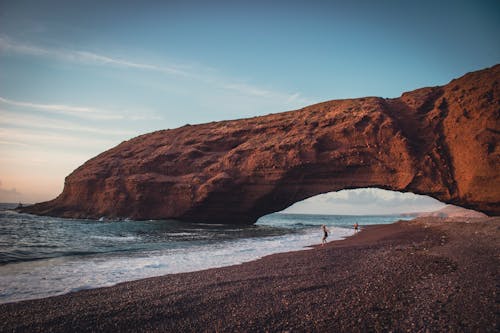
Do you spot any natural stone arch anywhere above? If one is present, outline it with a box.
[23,65,500,223]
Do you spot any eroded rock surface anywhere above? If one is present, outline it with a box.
[23,65,500,223]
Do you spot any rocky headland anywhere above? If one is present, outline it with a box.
[22,65,500,223]
[413,204,488,219]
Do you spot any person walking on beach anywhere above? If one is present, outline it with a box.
[321,224,329,246]
[354,222,359,233]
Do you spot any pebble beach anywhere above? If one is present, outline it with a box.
[0,217,498,332]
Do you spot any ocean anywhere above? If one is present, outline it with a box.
[0,204,411,304]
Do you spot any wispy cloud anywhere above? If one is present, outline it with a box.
[0,96,162,122]
[0,36,189,77]
[73,51,190,76]
[0,110,137,136]
[0,127,119,149]
[221,82,273,97]
[0,36,316,106]
[0,96,125,120]
[224,83,314,105]
[0,140,30,147]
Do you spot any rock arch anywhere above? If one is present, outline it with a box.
[24,65,500,223]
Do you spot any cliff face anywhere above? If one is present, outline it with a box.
[24,65,500,223]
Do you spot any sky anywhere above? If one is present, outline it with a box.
[284,188,444,215]
[0,1,499,213]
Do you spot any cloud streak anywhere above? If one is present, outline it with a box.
[0,96,125,120]
[0,110,137,136]
[0,127,119,150]
[0,36,189,77]
[0,36,315,106]
[0,96,162,122]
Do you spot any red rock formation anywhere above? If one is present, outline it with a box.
[23,65,500,223]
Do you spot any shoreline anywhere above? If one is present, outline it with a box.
[0,216,498,332]
[0,219,357,305]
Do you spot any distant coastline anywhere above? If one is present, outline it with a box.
[0,202,32,211]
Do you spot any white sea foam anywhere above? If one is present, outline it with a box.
[90,235,140,241]
[0,227,353,304]
[164,232,194,236]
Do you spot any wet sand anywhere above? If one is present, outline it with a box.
[0,217,498,332]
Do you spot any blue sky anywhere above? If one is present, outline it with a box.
[0,1,498,212]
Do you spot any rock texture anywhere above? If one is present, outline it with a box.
[23,65,500,223]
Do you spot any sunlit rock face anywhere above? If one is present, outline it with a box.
[23,65,500,223]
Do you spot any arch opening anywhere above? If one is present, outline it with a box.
[281,188,445,216]
[257,187,487,226]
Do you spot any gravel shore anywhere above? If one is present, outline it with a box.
[0,217,498,332]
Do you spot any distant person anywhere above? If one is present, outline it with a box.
[321,224,329,246]
[354,222,359,233]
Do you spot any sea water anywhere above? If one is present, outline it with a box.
[0,204,410,304]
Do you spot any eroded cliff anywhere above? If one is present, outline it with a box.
[23,65,500,223]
